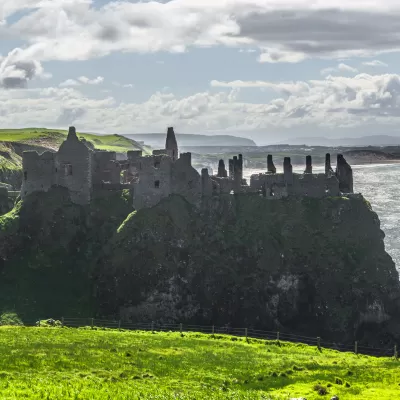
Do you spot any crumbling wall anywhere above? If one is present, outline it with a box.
[291,174,340,197]
[210,176,233,194]
[21,151,55,198]
[171,153,201,204]
[54,128,92,205]
[336,154,354,193]
[267,154,276,173]
[250,155,341,199]
[132,155,172,210]
[92,151,121,185]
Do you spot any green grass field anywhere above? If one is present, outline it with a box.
[0,128,146,153]
[0,327,398,399]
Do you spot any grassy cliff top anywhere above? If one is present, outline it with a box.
[0,326,398,399]
[0,128,146,153]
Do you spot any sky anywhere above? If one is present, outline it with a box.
[2,1,400,144]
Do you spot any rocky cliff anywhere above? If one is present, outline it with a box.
[1,188,399,344]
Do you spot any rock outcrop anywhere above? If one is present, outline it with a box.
[1,189,399,346]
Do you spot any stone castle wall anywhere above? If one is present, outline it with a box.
[20,126,354,208]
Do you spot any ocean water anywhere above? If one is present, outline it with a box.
[353,164,400,269]
[244,164,400,269]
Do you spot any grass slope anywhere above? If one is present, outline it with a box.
[0,128,146,153]
[0,143,21,172]
[0,327,398,399]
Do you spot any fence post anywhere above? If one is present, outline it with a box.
[317,337,321,350]
[354,341,358,355]
[118,320,121,331]
[394,344,398,359]
[61,317,64,328]
[91,318,94,329]
[151,321,154,333]
[38,319,41,327]
[212,325,215,338]
[245,328,248,342]
[180,323,183,335]
[277,331,280,341]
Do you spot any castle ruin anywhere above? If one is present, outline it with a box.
[21,126,354,207]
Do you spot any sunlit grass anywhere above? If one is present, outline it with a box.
[0,128,145,153]
[0,327,398,399]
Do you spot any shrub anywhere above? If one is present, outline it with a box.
[0,312,23,326]
[313,384,328,395]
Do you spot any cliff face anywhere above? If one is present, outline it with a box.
[1,189,399,344]
[0,187,134,318]
[96,193,400,343]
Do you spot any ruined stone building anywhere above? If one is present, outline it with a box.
[21,127,124,205]
[21,126,354,208]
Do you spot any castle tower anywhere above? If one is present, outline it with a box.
[325,153,333,176]
[201,168,212,196]
[228,159,234,178]
[67,126,78,141]
[336,154,353,193]
[237,154,243,181]
[304,155,312,173]
[217,159,228,177]
[165,127,178,161]
[283,157,293,185]
[267,154,276,173]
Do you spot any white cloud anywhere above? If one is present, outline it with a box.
[77,76,104,85]
[362,60,389,67]
[112,82,134,88]
[59,76,104,87]
[5,0,400,65]
[0,48,48,88]
[59,79,80,87]
[338,63,358,73]
[3,73,400,139]
[320,67,336,76]
[320,63,358,76]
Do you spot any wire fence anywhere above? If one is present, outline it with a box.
[30,317,399,359]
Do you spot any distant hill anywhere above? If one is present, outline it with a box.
[125,133,257,148]
[0,128,145,153]
[280,135,400,147]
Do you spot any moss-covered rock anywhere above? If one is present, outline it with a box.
[0,187,134,319]
[95,193,400,344]
[1,189,399,345]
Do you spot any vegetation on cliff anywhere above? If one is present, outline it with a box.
[1,188,399,345]
[94,194,400,344]
[0,187,134,318]
[0,326,399,399]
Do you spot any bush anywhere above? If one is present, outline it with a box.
[0,312,23,326]
[313,384,328,395]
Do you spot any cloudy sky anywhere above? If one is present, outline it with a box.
[2,0,400,143]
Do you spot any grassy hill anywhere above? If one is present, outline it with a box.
[0,326,398,399]
[0,128,146,153]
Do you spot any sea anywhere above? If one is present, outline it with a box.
[244,163,400,269]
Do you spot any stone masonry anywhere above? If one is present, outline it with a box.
[21,126,354,208]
